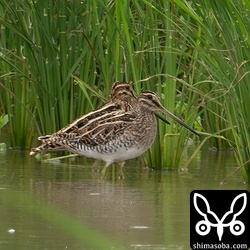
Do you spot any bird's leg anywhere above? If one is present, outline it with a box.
[92,160,100,172]
[118,161,125,179]
[101,163,109,179]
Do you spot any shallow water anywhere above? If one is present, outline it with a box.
[0,147,249,249]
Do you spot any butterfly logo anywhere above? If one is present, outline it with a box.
[193,193,247,241]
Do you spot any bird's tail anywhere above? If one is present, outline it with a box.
[30,145,47,156]
[30,135,64,156]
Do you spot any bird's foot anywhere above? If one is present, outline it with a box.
[118,174,125,180]
[101,167,107,179]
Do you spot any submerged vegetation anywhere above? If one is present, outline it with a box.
[0,0,249,181]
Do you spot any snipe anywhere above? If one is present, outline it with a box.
[30,82,199,178]
[30,81,137,177]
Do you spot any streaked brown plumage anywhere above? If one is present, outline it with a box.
[30,81,138,177]
[30,82,199,178]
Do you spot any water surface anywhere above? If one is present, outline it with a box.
[0,147,249,249]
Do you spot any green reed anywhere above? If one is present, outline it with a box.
[0,0,113,145]
[177,0,250,180]
[127,1,202,168]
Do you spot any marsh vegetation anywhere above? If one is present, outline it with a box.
[0,0,249,180]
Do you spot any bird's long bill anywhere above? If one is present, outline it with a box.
[155,113,171,125]
[158,105,200,136]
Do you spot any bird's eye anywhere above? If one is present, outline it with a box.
[147,95,153,100]
[125,86,130,90]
